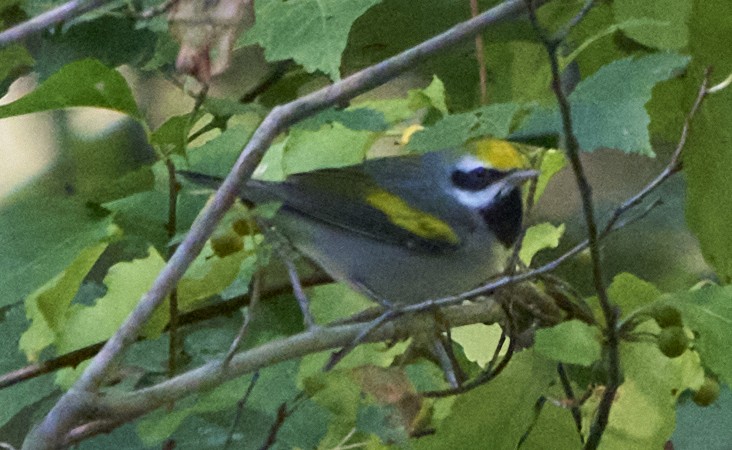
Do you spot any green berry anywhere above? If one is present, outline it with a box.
[693,377,721,407]
[210,230,243,257]
[651,304,683,329]
[657,326,689,358]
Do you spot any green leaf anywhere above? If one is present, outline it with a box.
[149,114,192,158]
[309,283,373,325]
[103,181,208,252]
[408,103,521,153]
[414,350,555,449]
[483,40,552,103]
[588,338,703,449]
[520,222,565,266]
[0,305,57,429]
[668,285,732,386]
[0,192,116,308]
[607,273,663,322]
[56,247,168,355]
[220,252,259,300]
[356,403,409,445]
[534,149,566,201]
[19,242,109,361]
[0,43,33,95]
[534,320,601,366]
[0,58,141,120]
[520,400,583,450]
[407,75,448,115]
[178,238,253,309]
[450,323,505,369]
[33,16,157,80]
[517,53,691,156]
[613,0,692,50]
[186,125,254,178]
[283,123,375,174]
[297,107,389,132]
[243,0,381,80]
[683,0,732,283]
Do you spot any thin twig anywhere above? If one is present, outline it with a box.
[165,159,181,378]
[0,0,115,46]
[422,334,516,397]
[558,0,596,41]
[224,371,260,450]
[281,252,317,330]
[324,308,402,371]
[259,394,307,450]
[470,0,489,104]
[557,363,584,442]
[224,272,262,365]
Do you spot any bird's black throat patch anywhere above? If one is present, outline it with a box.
[480,188,523,247]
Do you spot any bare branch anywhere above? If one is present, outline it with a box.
[63,300,505,442]
[0,0,115,47]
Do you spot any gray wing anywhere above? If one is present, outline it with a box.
[248,161,462,253]
[179,153,463,253]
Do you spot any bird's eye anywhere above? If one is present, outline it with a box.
[451,166,505,191]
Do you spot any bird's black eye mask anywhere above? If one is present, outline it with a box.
[451,166,507,191]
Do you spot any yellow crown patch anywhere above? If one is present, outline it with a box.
[472,138,527,170]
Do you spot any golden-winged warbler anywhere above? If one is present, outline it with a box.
[181,147,537,305]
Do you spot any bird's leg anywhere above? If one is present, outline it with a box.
[280,251,318,330]
[223,270,263,365]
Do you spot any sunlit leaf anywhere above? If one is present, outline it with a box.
[520,222,565,266]
[534,320,601,367]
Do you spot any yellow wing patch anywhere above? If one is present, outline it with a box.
[472,138,527,170]
[366,189,460,244]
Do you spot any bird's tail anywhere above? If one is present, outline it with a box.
[177,170,224,190]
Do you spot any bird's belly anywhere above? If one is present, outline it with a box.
[273,215,505,304]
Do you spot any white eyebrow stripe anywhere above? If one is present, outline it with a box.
[454,155,487,172]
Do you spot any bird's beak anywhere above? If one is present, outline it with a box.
[502,169,539,187]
